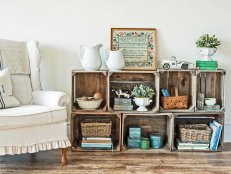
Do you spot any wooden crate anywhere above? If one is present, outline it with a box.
[122,113,173,152]
[195,69,225,112]
[108,71,159,113]
[71,112,121,152]
[172,112,224,152]
[159,69,196,112]
[72,70,107,112]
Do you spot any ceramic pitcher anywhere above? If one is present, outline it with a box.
[105,49,125,71]
[80,44,103,71]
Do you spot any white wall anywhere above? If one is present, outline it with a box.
[1,0,231,138]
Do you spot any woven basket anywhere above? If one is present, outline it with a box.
[161,95,189,109]
[81,119,112,137]
[178,124,212,143]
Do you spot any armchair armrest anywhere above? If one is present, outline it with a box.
[32,90,70,107]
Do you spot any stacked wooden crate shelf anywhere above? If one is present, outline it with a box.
[71,69,225,152]
[122,113,172,152]
[172,112,224,151]
[108,71,159,113]
[195,69,225,112]
[71,112,121,152]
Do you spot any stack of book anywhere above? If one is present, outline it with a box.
[176,138,209,150]
[113,98,133,111]
[81,137,113,150]
[209,120,223,150]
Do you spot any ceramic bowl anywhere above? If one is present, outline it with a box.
[204,98,216,106]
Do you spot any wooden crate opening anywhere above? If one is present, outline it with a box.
[173,113,224,151]
[108,71,159,112]
[196,70,225,112]
[159,70,195,112]
[122,114,172,152]
[71,113,121,152]
[72,71,107,111]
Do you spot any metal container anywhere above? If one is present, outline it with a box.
[127,137,141,148]
[150,134,163,149]
[140,138,150,150]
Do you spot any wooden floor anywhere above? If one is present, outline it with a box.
[0,143,231,174]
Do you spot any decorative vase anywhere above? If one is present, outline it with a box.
[133,98,152,112]
[200,48,216,61]
[105,48,125,71]
[79,44,103,70]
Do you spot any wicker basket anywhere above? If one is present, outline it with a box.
[178,124,212,143]
[81,119,112,137]
[161,95,189,109]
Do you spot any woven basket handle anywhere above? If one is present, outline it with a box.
[175,87,178,97]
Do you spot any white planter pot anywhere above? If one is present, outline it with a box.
[200,48,216,61]
[133,98,152,112]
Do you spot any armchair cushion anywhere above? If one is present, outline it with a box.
[0,105,67,130]
[32,90,70,107]
[0,68,20,108]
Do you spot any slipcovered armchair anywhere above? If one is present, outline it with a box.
[0,39,71,165]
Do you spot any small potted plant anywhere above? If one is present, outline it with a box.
[131,84,155,111]
[195,34,221,61]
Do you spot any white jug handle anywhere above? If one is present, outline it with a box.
[80,45,84,61]
[104,48,110,62]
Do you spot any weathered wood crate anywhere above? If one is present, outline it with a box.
[195,69,225,112]
[122,113,173,152]
[159,69,196,112]
[108,71,159,113]
[71,112,121,152]
[72,70,107,112]
[172,112,224,151]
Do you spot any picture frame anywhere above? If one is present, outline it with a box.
[111,28,157,70]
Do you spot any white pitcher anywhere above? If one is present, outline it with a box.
[80,44,103,71]
[105,49,125,71]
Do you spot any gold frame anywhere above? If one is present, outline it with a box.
[110,28,157,70]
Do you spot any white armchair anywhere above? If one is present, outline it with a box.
[0,39,70,165]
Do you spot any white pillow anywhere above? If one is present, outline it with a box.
[0,68,20,109]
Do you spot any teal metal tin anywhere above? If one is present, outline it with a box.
[127,137,141,148]
[129,126,141,138]
[150,134,163,149]
[140,138,150,150]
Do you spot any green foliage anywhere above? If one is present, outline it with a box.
[131,84,155,98]
[195,34,221,48]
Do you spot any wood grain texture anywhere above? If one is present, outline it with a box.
[0,143,231,174]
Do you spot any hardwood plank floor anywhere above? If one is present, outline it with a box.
[0,143,231,174]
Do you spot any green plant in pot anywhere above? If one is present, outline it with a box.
[195,34,221,61]
[131,84,155,111]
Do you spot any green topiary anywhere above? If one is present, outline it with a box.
[195,34,221,48]
[131,84,155,98]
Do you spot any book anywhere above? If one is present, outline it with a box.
[209,121,222,151]
[177,146,209,150]
[113,104,133,111]
[81,137,113,148]
[114,98,132,105]
[212,120,223,150]
[176,138,209,147]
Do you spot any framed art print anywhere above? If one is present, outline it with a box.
[111,28,157,70]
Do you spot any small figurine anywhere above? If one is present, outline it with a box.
[112,89,130,98]
[161,56,194,70]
